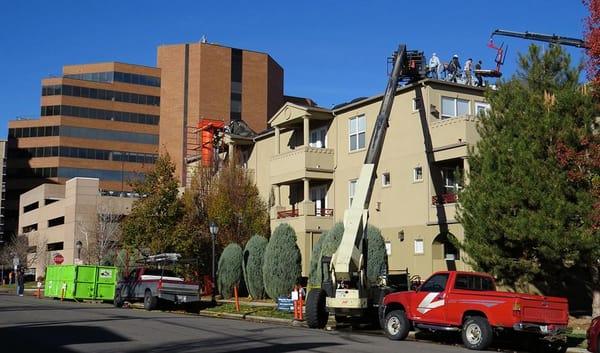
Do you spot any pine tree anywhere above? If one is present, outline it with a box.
[458,45,599,313]
[262,224,301,299]
[217,243,243,299]
[242,235,268,299]
[121,153,184,255]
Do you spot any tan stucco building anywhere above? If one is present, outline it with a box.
[19,177,134,277]
[233,79,488,278]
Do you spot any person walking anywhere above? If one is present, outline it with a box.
[8,271,13,285]
[16,267,24,296]
[428,53,441,79]
[475,60,483,87]
[464,58,473,85]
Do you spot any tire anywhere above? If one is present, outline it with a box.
[114,289,124,308]
[383,310,410,340]
[306,289,328,329]
[461,316,493,350]
[144,289,158,311]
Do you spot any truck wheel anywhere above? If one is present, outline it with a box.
[306,289,328,329]
[461,316,493,350]
[383,310,410,340]
[114,290,124,308]
[144,290,158,311]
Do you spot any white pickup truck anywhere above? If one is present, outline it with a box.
[114,254,200,310]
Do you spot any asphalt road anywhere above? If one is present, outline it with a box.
[0,294,480,353]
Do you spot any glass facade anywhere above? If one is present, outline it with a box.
[42,85,160,106]
[8,146,157,164]
[57,167,141,182]
[64,71,160,87]
[41,105,159,125]
[60,125,158,144]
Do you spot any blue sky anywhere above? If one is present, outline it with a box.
[0,0,589,138]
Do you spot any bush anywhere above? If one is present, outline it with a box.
[217,243,243,299]
[308,222,387,286]
[262,224,301,299]
[307,234,327,288]
[242,235,268,299]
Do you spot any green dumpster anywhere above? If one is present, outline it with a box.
[44,265,118,301]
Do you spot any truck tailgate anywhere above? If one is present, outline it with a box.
[160,281,199,295]
[519,295,568,324]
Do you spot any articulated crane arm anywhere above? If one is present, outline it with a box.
[305,44,424,329]
[491,29,588,49]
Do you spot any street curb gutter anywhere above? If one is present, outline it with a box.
[193,312,587,353]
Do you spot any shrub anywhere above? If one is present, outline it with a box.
[308,222,387,286]
[262,224,301,299]
[217,243,243,299]
[242,235,268,299]
[307,234,327,288]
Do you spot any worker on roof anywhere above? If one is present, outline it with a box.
[475,60,483,87]
[428,53,441,80]
[446,54,461,83]
[464,58,473,86]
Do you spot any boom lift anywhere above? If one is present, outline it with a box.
[305,45,425,328]
[491,29,589,49]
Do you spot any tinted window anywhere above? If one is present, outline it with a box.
[454,275,496,291]
[420,273,449,292]
[143,269,177,277]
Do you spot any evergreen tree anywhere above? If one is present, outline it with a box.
[458,45,599,311]
[217,243,243,299]
[262,224,301,299]
[242,235,268,299]
[308,222,387,287]
[121,154,184,255]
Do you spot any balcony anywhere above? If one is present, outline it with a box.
[271,204,334,233]
[270,146,334,184]
[431,193,458,205]
[429,116,478,160]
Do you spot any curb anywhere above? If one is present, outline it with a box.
[196,310,299,326]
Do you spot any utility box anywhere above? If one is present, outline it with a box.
[44,265,118,301]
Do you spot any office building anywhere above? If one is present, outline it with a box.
[6,62,160,235]
[19,177,134,278]
[158,41,284,185]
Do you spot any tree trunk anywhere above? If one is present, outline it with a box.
[592,263,600,317]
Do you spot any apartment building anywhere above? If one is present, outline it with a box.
[19,177,134,278]
[158,41,284,185]
[6,62,160,235]
[235,79,488,278]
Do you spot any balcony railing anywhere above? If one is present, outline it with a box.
[316,208,334,217]
[277,209,300,219]
[276,208,334,219]
[432,193,458,205]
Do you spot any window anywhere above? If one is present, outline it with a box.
[414,239,424,254]
[309,127,327,148]
[348,179,357,206]
[454,275,495,291]
[48,216,65,227]
[412,97,421,111]
[475,102,491,115]
[44,198,59,205]
[382,172,391,187]
[23,202,39,213]
[22,223,38,233]
[385,241,392,256]
[441,167,461,193]
[441,97,470,119]
[47,242,64,251]
[420,273,449,292]
[348,115,366,151]
[414,167,423,182]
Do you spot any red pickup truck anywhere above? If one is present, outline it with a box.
[380,271,569,351]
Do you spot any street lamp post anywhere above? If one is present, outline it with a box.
[209,221,219,303]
